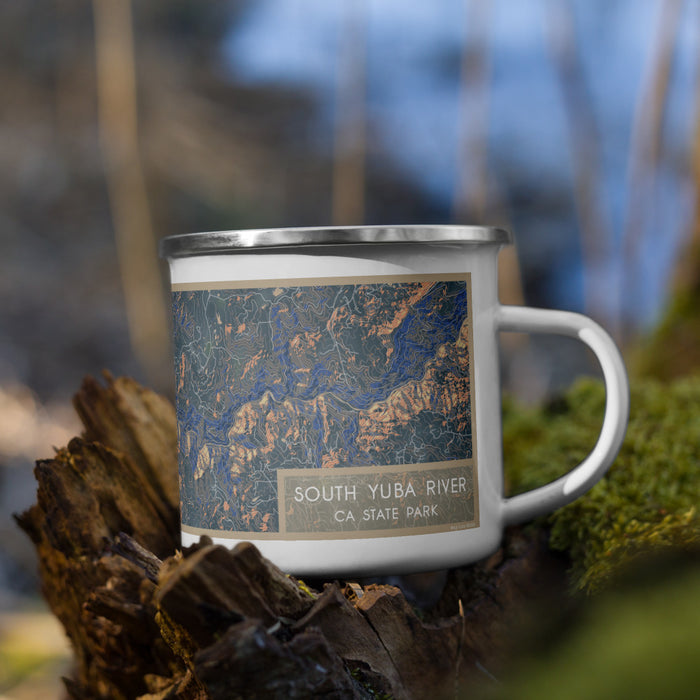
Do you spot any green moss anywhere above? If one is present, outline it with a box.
[0,635,70,695]
[632,284,700,381]
[289,576,318,599]
[348,667,394,699]
[503,376,700,593]
[482,562,700,700]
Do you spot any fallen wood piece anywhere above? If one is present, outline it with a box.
[195,620,360,700]
[111,531,163,583]
[16,374,567,699]
[155,541,316,647]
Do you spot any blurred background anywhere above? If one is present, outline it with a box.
[0,0,698,695]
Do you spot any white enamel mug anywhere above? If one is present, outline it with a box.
[160,226,629,576]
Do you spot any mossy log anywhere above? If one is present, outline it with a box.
[16,373,566,700]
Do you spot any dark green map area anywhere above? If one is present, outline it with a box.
[173,277,474,534]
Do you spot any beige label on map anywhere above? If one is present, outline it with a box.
[278,460,478,539]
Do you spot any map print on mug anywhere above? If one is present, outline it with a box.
[172,274,478,540]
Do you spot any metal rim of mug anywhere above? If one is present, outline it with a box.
[159,225,512,258]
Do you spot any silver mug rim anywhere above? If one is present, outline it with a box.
[159,224,512,258]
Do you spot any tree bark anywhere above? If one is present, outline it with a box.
[16,373,566,699]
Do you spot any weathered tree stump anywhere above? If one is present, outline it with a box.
[16,373,566,699]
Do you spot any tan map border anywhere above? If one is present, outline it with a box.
[176,273,479,540]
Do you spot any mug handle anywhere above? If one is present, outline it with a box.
[497,305,630,525]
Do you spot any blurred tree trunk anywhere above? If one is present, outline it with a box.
[620,0,684,343]
[453,0,527,401]
[453,0,491,226]
[93,0,170,391]
[633,50,700,380]
[453,0,523,310]
[332,0,367,226]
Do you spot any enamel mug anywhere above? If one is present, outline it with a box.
[160,226,629,576]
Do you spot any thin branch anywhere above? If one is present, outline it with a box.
[620,0,684,335]
[669,3,700,296]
